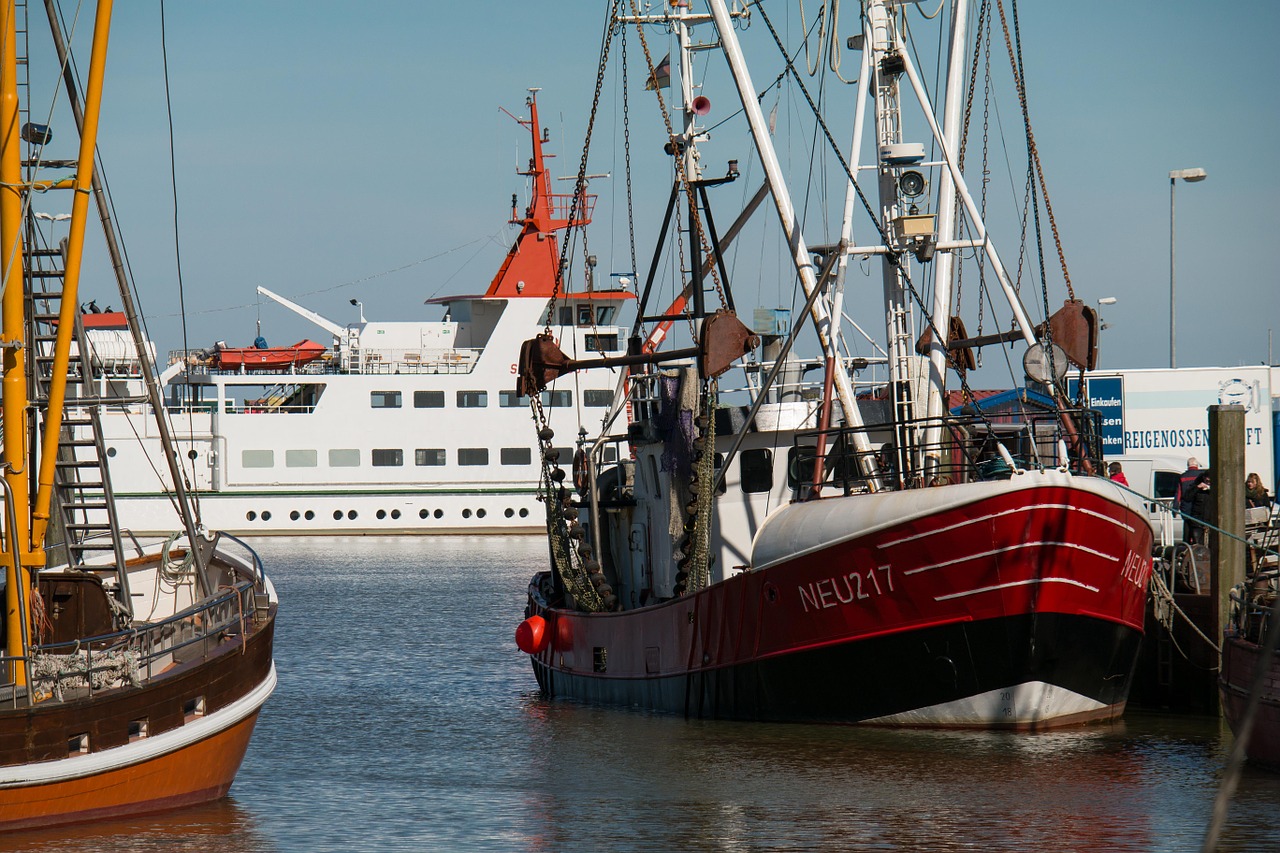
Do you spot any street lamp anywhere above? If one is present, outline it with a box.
[1096,296,1117,331]
[349,298,366,323]
[1169,167,1207,369]
[34,211,71,239]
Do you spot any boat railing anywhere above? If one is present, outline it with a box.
[1229,572,1279,645]
[548,190,596,226]
[790,408,1105,499]
[0,578,261,711]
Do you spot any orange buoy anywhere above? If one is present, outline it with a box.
[515,615,549,654]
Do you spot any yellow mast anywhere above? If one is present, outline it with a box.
[32,0,114,549]
[2,0,32,684]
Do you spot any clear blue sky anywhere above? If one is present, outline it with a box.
[26,1,1280,376]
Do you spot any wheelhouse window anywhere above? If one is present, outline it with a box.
[414,390,444,408]
[740,448,773,494]
[457,390,487,408]
[585,333,619,352]
[458,448,489,466]
[372,449,404,467]
[501,447,532,466]
[596,305,617,324]
[370,391,401,409]
[558,306,574,326]
[415,449,446,466]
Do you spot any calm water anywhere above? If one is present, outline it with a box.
[8,535,1280,852]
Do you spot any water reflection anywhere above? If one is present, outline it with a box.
[5,798,269,853]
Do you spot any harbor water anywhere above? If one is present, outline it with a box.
[7,535,1280,852]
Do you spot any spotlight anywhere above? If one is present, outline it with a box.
[899,170,926,199]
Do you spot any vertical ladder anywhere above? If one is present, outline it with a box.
[25,223,132,608]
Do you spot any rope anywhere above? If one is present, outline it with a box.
[1149,569,1220,657]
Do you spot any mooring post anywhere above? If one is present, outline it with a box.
[1208,403,1246,716]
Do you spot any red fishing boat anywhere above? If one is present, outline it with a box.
[514,0,1153,729]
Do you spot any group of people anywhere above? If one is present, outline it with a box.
[1105,456,1273,545]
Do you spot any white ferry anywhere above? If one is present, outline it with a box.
[91,91,633,535]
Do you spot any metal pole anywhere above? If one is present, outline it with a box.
[1170,176,1176,369]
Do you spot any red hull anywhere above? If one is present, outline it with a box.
[1220,633,1280,769]
[530,479,1153,727]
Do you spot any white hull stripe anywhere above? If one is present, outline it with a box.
[863,681,1106,726]
[878,503,1137,551]
[902,540,1119,576]
[934,576,1101,602]
[0,663,277,787]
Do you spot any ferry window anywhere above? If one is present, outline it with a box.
[596,306,616,324]
[577,305,593,325]
[558,306,574,326]
[372,449,404,467]
[414,391,444,408]
[457,390,487,408]
[242,449,274,469]
[541,390,572,408]
[499,390,530,408]
[329,449,360,467]
[501,447,532,466]
[458,448,489,466]
[370,391,401,409]
[585,334,619,352]
[740,448,773,494]
[584,389,612,407]
[415,449,446,466]
[285,449,318,468]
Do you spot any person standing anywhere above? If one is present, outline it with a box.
[1108,461,1129,486]
[1177,457,1202,516]
[1184,469,1211,545]
[1246,472,1273,509]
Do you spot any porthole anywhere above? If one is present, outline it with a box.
[504,508,514,518]
[519,508,529,518]
[106,447,117,458]
[305,510,315,520]
[333,510,343,521]
[419,509,429,519]
[390,509,401,520]
[476,508,487,519]
[376,509,387,520]
[247,511,257,521]
[262,510,272,521]
[434,509,443,519]
[290,511,300,521]
[462,509,472,519]
[348,510,358,520]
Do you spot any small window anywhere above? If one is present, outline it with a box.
[415,448,446,466]
[242,449,274,468]
[457,390,487,408]
[596,306,617,324]
[414,390,444,408]
[1154,470,1180,501]
[577,305,593,325]
[788,446,817,489]
[458,448,489,466]
[542,390,572,408]
[584,389,612,407]
[501,447,532,466]
[603,446,618,464]
[741,448,774,494]
[370,391,402,409]
[558,306,574,326]
[286,449,318,468]
[585,334,619,353]
[68,733,90,755]
[183,696,206,721]
[329,449,361,467]
[128,719,149,742]
[372,449,404,467]
[499,390,530,408]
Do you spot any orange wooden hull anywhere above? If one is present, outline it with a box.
[0,710,262,832]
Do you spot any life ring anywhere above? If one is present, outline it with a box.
[572,449,589,495]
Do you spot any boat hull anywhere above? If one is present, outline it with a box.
[528,477,1152,729]
[1220,633,1280,769]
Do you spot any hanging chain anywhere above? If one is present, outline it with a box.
[621,24,640,300]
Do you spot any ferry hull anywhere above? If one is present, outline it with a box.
[528,481,1152,729]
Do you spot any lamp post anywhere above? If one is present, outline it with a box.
[34,211,71,244]
[349,298,366,323]
[1096,296,1117,332]
[1169,168,1207,368]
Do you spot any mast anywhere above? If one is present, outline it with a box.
[1,0,31,683]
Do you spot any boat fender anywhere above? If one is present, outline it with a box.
[572,449,590,494]
[515,615,549,654]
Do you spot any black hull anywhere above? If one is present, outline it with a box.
[532,613,1142,728]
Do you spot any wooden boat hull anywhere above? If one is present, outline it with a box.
[1220,632,1280,769]
[528,477,1153,729]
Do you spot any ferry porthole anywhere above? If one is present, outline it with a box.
[419,509,429,519]
[434,509,443,519]
[305,510,315,520]
[262,510,272,521]
[390,509,401,520]
[333,510,343,521]
[476,508,486,519]
[376,509,387,520]
[290,511,300,521]
[505,508,514,518]
[348,510,358,520]
[462,509,472,519]
[106,447,117,457]
[247,511,256,521]
[518,508,529,518]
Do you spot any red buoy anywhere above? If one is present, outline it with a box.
[515,615,549,654]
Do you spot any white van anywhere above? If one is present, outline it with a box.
[1106,455,1185,545]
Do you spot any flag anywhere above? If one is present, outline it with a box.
[645,52,671,91]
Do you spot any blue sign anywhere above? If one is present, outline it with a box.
[1069,376,1125,456]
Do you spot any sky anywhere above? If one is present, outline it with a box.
[23,1,1280,381]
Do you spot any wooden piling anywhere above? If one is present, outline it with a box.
[1209,403,1246,716]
